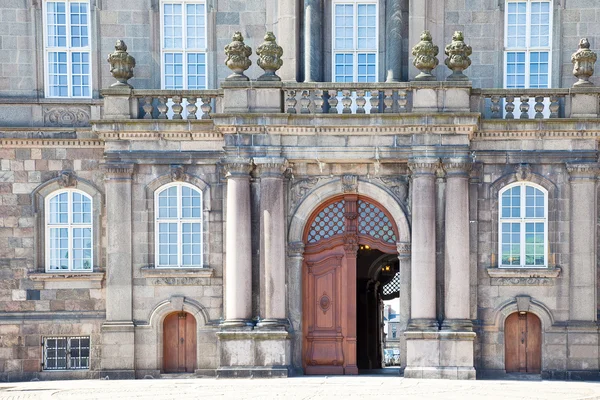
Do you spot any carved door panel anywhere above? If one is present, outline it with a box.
[163,312,197,373]
[303,251,346,375]
[505,312,541,373]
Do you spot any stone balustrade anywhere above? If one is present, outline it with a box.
[131,89,222,120]
[473,88,570,119]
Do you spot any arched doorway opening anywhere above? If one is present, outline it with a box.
[505,312,541,374]
[163,311,197,373]
[302,194,400,375]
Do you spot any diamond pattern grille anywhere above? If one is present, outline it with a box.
[382,272,400,296]
[358,200,397,244]
[307,200,346,243]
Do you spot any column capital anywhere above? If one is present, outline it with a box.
[408,157,440,176]
[102,162,134,180]
[567,162,600,181]
[254,157,287,177]
[397,241,411,259]
[222,157,253,178]
[288,241,305,257]
[442,157,472,177]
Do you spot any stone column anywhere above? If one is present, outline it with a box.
[276,0,297,81]
[385,0,403,82]
[223,158,253,327]
[397,241,411,369]
[441,158,472,331]
[567,163,599,322]
[287,241,305,373]
[255,157,287,328]
[407,157,439,330]
[304,0,322,82]
[101,162,135,378]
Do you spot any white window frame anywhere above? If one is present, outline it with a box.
[160,0,208,89]
[498,182,548,268]
[42,0,92,98]
[331,0,379,82]
[43,336,90,370]
[154,182,203,268]
[503,0,553,89]
[45,189,93,272]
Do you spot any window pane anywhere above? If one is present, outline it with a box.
[70,2,89,48]
[72,228,92,270]
[506,51,526,89]
[186,3,206,49]
[47,2,67,47]
[181,186,202,218]
[187,53,206,89]
[501,222,520,266]
[158,186,178,218]
[49,228,69,270]
[334,53,354,82]
[525,185,545,218]
[163,53,184,90]
[181,223,201,266]
[506,2,527,48]
[48,52,69,97]
[501,186,521,218]
[525,222,545,265]
[163,3,183,49]
[157,222,178,266]
[334,4,354,50]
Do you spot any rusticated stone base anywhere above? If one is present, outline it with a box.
[216,366,289,378]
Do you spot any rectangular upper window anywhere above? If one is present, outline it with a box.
[161,1,207,89]
[332,1,378,83]
[43,336,90,370]
[504,1,552,88]
[44,0,91,97]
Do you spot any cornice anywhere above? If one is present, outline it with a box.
[0,138,103,148]
[95,131,222,141]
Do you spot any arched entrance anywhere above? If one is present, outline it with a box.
[163,311,197,373]
[505,312,541,373]
[302,194,399,375]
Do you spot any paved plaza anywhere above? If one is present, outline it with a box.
[0,377,600,400]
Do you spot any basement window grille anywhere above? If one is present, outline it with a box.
[43,336,90,370]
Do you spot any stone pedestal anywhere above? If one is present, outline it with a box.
[569,90,600,118]
[101,163,135,378]
[222,82,283,113]
[222,158,253,327]
[411,83,471,113]
[255,157,287,328]
[566,163,599,322]
[101,87,138,119]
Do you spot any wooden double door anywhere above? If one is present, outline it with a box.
[302,195,399,375]
[505,312,541,373]
[163,312,197,373]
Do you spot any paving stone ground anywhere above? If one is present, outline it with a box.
[1,377,600,400]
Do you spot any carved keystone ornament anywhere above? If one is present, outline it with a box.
[444,31,472,81]
[107,40,136,87]
[225,32,252,81]
[412,30,439,81]
[571,38,597,87]
[256,32,283,81]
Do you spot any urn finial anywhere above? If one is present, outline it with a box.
[444,31,472,81]
[256,32,283,81]
[225,32,252,81]
[107,40,136,87]
[411,31,439,81]
[571,38,597,87]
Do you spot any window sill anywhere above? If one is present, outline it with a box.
[486,266,561,286]
[140,266,214,278]
[29,272,105,289]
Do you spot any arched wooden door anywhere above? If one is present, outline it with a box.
[302,194,398,375]
[163,311,197,373]
[505,312,541,373]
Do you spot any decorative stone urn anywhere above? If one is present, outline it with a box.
[571,38,597,87]
[411,30,439,81]
[224,32,252,81]
[107,40,136,87]
[256,32,283,81]
[444,31,472,81]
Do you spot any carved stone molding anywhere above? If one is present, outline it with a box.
[443,157,472,177]
[515,163,532,181]
[491,277,553,286]
[516,295,531,312]
[343,233,359,254]
[170,165,185,181]
[57,170,77,188]
[378,176,409,205]
[341,175,358,193]
[102,163,134,179]
[486,266,561,286]
[408,157,439,176]
[287,241,305,257]
[397,241,411,257]
[289,177,319,212]
[222,157,253,178]
[254,157,287,177]
[44,107,90,127]
[566,162,600,181]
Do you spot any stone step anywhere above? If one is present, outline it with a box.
[160,373,198,379]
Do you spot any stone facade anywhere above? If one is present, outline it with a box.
[1,0,600,382]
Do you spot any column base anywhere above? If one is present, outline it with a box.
[407,318,439,331]
[220,319,254,329]
[441,319,473,332]
[255,318,288,329]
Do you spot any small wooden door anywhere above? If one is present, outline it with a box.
[505,312,541,373]
[163,312,197,373]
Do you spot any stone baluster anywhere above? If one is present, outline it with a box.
[549,95,560,118]
[383,90,394,113]
[171,95,183,119]
[519,96,530,119]
[328,90,339,114]
[370,90,380,113]
[255,158,288,328]
[356,90,366,114]
[200,97,212,119]
[157,96,168,119]
[186,97,198,119]
[441,158,472,332]
[341,90,352,114]
[222,158,254,327]
[407,157,439,330]
[285,90,297,114]
[142,96,154,119]
[490,95,501,119]
[534,96,545,119]
[398,90,408,113]
[314,89,325,114]
[566,163,599,322]
[505,95,515,119]
[300,90,311,114]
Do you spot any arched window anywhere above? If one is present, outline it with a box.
[155,183,203,268]
[499,182,548,267]
[46,189,93,271]
[332,0,378,83]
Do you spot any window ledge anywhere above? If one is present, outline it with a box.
[486,266,561,286]
[140,266,214,278]
[29,272,105,289]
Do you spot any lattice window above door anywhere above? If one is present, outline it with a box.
[382,272,400,296]
[307,200,346,244]
[357,200,396,244]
